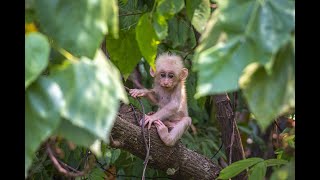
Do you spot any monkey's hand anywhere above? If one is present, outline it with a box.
[129,89,148,98]
[147,111,155,115]
[140,114,159,129]
[154,120,169,135]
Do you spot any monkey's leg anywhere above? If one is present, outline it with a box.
[154,117,191,147]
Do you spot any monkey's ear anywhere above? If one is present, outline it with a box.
[150,67,156,77]
[180,68,188,80]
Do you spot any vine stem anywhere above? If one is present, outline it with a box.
[46,142,88,177]
[124,86,151,180]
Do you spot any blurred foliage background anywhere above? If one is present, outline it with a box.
[25,0,294,179]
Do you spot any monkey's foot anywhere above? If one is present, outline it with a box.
[154,120,170,141]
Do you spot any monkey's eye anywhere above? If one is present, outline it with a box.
[160,73,166,78]
[168,74,174,78]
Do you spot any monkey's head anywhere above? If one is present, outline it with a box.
[150,52,188,90]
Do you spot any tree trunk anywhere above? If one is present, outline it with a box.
[214,94,247,180]
[110,104,221,179]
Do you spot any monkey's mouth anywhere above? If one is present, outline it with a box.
[161,84,172,88]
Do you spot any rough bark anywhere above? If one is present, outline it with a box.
[110,104,221,179]
[214,94,247,180]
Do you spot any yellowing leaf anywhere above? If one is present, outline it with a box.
[25,23,38,34]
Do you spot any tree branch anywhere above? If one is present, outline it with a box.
[214,94,247,180]
[112,104,221,179]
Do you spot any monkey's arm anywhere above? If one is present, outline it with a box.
[129,88,158,105]
[152,100,179,121]
[142,98,180,129]
[129,88,154,98]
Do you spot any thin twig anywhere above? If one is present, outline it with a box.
[142,130,151,179]
[76,149,90,170]
[136,98,151,180]
[229,120,235,165]
[130,104,140,125]
[46,142,88,177]
[211,142,223,160]
[124,86,151,180]
[274,119,283,132]
[57,159,80,173]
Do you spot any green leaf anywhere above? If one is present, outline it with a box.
[25,32,50,89]
[264,159,288,167]
[121,0,128,5]
[195,13,223,54]
[250,0,295,57]
[239,43,295,131]
[283,135,295,148]
[186,0,210,33]
[53,118,97,147]
[186,68,208,122]
[216,0,253,33]
[166,17,196,49]
[106,29,142,79]
[111,149,121,164]
[218,157,263,179]
[157,0,185,19]
[194,37,255,97]
[25,77,63,177]
[152,0,185,40]
[248,162,267,180]
[270,158,295,180]
[119,0,145,29]
[88,168,106,179]
[152,12,168,40]
[216,0,294,64]
[49,50,128,142]
[136,13,159,69]
[25,6,37,24]
[35,0,118,59]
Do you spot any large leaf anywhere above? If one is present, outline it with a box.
[166,17,196,50]
[194,0,294,97]
[186,65,209,123]
[195,12,223,53]
[239,43,295,131]
[118,0,146,29]
[25,77,64,177]
[156,0,185,19]
[136,13,159,69]
[186,0,210,33]
[218,157,263,179]
[270,158,295,180]
[194,37,255,97]
[53,118,97,147]
[35,0,118,59]
[152,0,185,40]
[216,0,253,33]
[25,32,50,89]
[87,168,106,179]
[248,162,267,180]
[250,0,295,58]
[264,159,288,167]
[216,0,294,64]
[49,50,128,142]
[152,12,168,40]
[106,29,142,79]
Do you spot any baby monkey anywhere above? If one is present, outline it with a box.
[130,52,191,146]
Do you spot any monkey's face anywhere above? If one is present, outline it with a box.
[157,71,178,89]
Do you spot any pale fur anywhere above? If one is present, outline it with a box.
[129,52,191,146]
